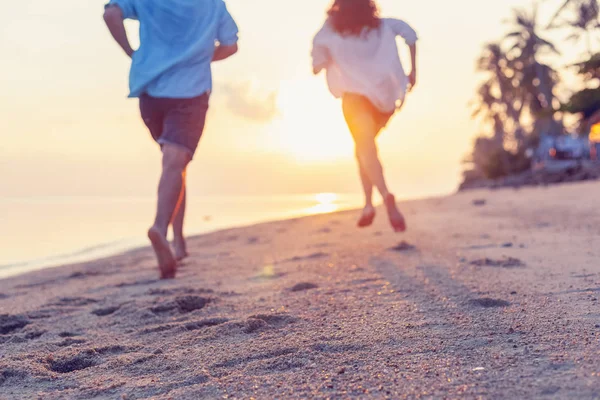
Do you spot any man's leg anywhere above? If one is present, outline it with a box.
[171,169,189,261]
[148,144,191,279]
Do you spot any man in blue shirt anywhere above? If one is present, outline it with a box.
[104,0,239,279]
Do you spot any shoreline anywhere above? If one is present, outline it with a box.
[2,183,600,398]
[1,191,447,281]
[0,193,371,280]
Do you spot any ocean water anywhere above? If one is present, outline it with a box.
[0,193,363,279]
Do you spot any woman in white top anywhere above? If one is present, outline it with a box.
[312,0,418,232]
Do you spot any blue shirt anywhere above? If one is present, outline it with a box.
[107,0,239,98]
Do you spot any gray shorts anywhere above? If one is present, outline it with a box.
[139,93,210,158]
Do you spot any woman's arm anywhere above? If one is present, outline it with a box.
[386,19,418,90]
[408,44,417,90]
[312,24,331,75]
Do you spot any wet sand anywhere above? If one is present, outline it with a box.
[1,182,600,399]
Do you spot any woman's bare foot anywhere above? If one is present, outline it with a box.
[357,205,376,228]
[384,194,407,233]
[148,227,177,279]
[173,237,189,261]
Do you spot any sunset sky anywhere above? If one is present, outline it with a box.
[1,0,580,200]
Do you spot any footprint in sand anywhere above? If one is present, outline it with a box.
[389,241,417,252]
[282,252,329,263]
[469,298,511,308]
[247,314,298,328]
[22,329,46,340]
[49,297,99,307]
[91,305,121,317]
[183,318,229,331]
[471,257,525,268]
[0,314,30,335]
[472,199,487,206]
[139,324,178,335]
[47,350,99,373]
[56,338,87,347]
[47,344,140,373]
[0,369,28,386]
[147,287,214,296]
[67,270,105,280]
[27,309,59,320]
[289,282,319,292]
[239,313,299,334]
[242,318,269,334]
[116,279,160,288]
[58,331,82,338]
[175,296,210,313]
[150,296,210,314]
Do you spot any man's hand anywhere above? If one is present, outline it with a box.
[104,5,134,58]
[212,43,238,62]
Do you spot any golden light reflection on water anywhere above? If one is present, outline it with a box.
[305,192,340,215]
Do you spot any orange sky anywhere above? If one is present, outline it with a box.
[0,0,582,200]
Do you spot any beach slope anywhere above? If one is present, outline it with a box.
[2,182,600,399]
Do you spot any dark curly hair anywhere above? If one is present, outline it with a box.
[327,0,381,36]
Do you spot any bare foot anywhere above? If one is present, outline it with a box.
[357,205,376,228]
[148,227,177,279]
[384,194,407,233]
[173,237,189,261]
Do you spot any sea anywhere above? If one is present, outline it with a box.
[0,193,363,279]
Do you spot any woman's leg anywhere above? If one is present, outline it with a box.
[343,95,391,198]
[343,94,406,232]
[357,151,374,207]
[356,149,376,227]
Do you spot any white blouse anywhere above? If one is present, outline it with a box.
[312,18,418,113]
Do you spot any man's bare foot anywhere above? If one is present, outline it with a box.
[148,227,177,279]
[384,194,407,233]
[173,237,189,261]
[357,205,376,228]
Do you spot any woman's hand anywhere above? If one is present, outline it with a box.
[409,69,417,91]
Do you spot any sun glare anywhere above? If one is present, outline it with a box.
[269,77,354,163]
[305,192,340,215]
[315,192,338,204]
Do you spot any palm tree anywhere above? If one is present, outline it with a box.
[505,7,563,137]
[468,6,564,179]
[471,43,522,175]
[549,0,599,54]
[473,44,522,140]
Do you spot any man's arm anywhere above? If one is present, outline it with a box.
[103,5,134,58]
[212,43,238,62]
[214,2,239,63]
[408,44,417,91]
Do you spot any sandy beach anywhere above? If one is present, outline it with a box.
[2,182,600,399]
